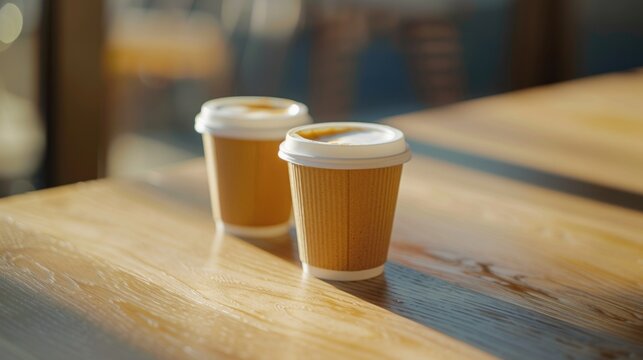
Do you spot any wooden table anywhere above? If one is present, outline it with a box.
[1,154,641,359]
[386,70,643,197]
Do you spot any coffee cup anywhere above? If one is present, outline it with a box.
[195,97,312,238]
[279,122,411,280]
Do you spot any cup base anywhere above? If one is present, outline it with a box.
[302,263,384,281]
[219,221,291,239]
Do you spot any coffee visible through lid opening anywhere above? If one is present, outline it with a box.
[195,97,312,139]
[215,100,298,119]
[295,126,396,145]
[279,122,412,170]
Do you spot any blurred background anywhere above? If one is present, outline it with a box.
[0,0,642,197]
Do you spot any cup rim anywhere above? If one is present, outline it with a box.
[195,96,312,140]
[278,122,411,169]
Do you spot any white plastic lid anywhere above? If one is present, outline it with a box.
[195,96,312,140]
[278,122,411,169]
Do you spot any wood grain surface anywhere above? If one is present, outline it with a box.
[148,159,643,358]
[1,157,642,359]
[390,156,643,357]
[386,70,643,194]
[140,159,643,358]
[0,171,491,359]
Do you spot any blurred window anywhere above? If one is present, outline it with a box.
[0,0,44,196]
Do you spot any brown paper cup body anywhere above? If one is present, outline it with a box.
[203,134,292,227]
[288,163,402,271]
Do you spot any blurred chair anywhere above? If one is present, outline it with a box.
[307,0,468,121]
[222,0,303,95]
[400,16,465,106]
[309,6,369,120]
[509,0,576,88]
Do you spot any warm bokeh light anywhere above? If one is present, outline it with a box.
[0,3,23,47]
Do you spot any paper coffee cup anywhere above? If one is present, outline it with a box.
[195,97,312,238]
[279,122,411,281]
